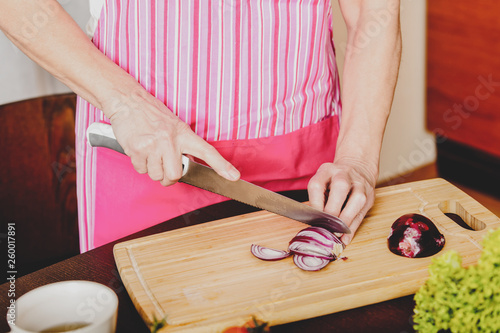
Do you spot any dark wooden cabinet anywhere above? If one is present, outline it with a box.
[427,0,500,194]
[0,94,79,276]
[427,0,500,156]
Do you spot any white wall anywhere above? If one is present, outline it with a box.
[331,0,435,182]
[0,0,90,105]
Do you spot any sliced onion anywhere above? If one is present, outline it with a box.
[298,227,337,242]
[288,241,334,260]
[290,234,334,249]
[289,228,345,259]
[331,241,345,259]
[250,244,290,261]
[251,226,346,271]
[308,220,343,235]
[293,254,330,271]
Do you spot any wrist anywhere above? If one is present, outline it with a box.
[99,78,147,121]
[335,130,382,161]
[332,154,380,186]
[334,136,381,180]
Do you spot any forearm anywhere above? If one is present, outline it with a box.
[0,0,140,117]
[1,0,239,185]
[336,0,402,175]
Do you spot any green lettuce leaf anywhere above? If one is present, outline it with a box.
[413,228,500,332]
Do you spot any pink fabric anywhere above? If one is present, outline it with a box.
[89,0,340,138]
[93,116,339,248]
[76,0,342,251]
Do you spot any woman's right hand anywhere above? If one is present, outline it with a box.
[0,0,239,186]
[105,88,240,186]
[0,0,238,186]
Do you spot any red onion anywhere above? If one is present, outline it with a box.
[250,226,345,271]
[250,244,291,261]
[288,241,334,260]
[388,213,445,258]
[293,254,330,271]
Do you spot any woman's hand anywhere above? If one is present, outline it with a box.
[0,0,239,187]
[105,88,240,186]
[308,157,377,245]
[310,0,401,244]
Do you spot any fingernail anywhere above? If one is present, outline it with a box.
[342,236,351,245]
[226,167,240,181]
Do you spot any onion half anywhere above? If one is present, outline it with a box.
[387,213,445,258]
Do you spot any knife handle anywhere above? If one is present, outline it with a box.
[86,122,189,177]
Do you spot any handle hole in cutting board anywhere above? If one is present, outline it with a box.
[438,200,486,231]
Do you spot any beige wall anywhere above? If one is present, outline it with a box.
[331,1,435,183]
[0,1,90,105]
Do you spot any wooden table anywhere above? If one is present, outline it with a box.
[0,187,419,333]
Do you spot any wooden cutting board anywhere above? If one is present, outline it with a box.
[113,178,500,332]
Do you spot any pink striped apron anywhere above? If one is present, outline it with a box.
[76,0,341,252]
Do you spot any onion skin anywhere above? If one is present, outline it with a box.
[388,213,445,258]
[250,226,345,271]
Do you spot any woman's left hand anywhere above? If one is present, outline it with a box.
[309,0,402,245]
[307,157,378,245]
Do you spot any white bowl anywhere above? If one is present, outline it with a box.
[8,281,118,333]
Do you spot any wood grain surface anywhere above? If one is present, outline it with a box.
[114,178,500,332]
[0,189,419,333]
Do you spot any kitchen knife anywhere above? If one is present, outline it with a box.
[86,122,351,234]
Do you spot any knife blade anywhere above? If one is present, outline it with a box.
[86,122,351,234]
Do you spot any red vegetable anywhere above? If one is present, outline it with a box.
[250,244,290,261]
[387,213,445,258]
[251,226,345,271]
[293,254,330,271]
[222,317,270,333]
